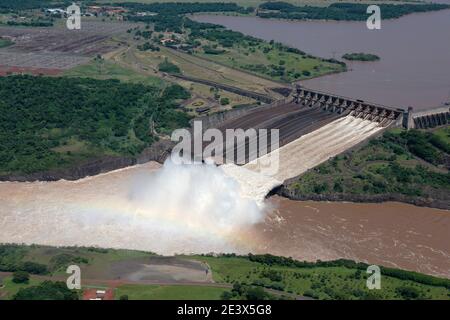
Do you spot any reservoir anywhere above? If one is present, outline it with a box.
[194,9,450,110]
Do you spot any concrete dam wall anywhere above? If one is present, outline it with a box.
[208,89,390,198]
[412,107,450,129]
[221,114,383,200]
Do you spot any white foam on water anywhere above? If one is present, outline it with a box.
[0,115,381,255]
[244,115,382,183]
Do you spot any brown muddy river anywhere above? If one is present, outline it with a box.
[194,9,450,110]
[1,162,449,278]
[252,197,450,278]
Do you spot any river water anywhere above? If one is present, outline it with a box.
[1,8,450,279]
[194,8,450,110]
[1,162,449,278]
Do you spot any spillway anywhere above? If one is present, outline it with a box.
[0,113,383,257]
[242,115,382,186]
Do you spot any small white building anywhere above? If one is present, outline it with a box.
[96,290,106,299]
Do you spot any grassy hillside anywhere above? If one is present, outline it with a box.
[283,127,450,207]
[0,75,191,175]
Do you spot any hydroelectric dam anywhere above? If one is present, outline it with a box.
[202,85,446,201]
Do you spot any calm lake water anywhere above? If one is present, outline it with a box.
[194,9,450,110]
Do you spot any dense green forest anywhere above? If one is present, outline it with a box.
[286,127,450,204]
[0,76,190,175]
[258,2,450,21]
[0,0,62,12]
[119,2,250,15]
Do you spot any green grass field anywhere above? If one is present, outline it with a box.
[64,59,163,87]
[0,276,41,300]
[116,284,229,300]
[190,255,450,300]
[2,245,450,300]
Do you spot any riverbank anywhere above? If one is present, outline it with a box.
[194,10,450,109]
[281,126,450,210]
[1,162,449,278]
[0,139,173,182]
[277,187,449,210]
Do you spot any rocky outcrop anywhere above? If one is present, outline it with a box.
[277,186,450,210]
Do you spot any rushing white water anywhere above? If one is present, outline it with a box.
[245,115,382,183]
[0,160,274,254]
[0,115,381,254]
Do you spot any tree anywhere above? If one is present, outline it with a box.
[119,294,129,300]
[220,97,230,105]
[396,286,423,300]
[245,287,266,300]
[12,271,29,284]
[220,291,233,300]
[13,281,78,300]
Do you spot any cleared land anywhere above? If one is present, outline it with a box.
[0,21,133,72]
[107,44,264,111]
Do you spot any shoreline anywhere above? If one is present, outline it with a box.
[1,150,448,212]
[276,186,450,211]
[0,139,173,182]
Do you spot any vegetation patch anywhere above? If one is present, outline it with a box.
[13,281,79,300]
[342,52,380,61]
[192,254,450,300]
[127,9,345,82]
[158,58,181,74]
[257,2,450,21]
[0,75,191,175]
[284,127,450,207]
[0,37,13,48]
